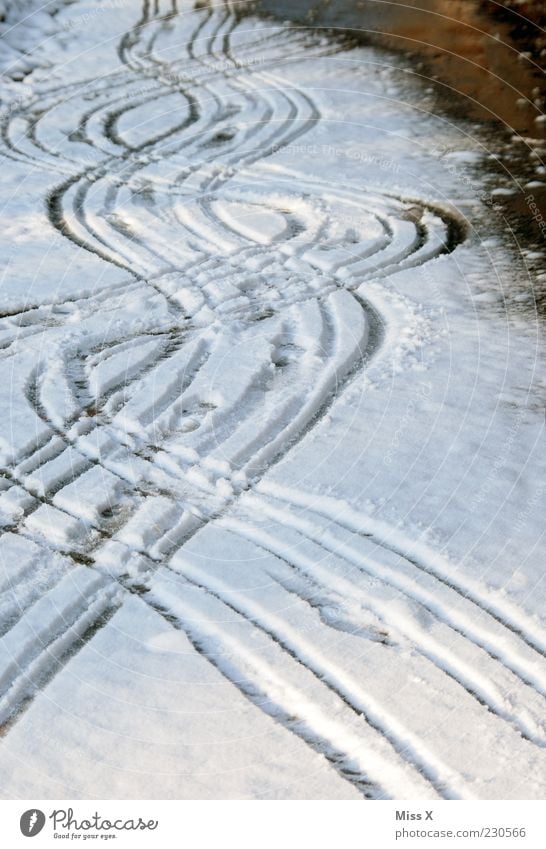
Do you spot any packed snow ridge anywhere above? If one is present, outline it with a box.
[0,0,544,799]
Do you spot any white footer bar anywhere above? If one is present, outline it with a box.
[2,800,545,848]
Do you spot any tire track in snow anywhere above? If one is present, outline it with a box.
[0,573,122,731]
[0,0,472,773]
[228,514,544,761]
[154,554,475,797]
[258,483,546,661]
[145,578,444,799]
[221,504,546,751]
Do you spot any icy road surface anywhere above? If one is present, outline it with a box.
[0,0,544,799]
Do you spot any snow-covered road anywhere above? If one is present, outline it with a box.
[0,0,544,799]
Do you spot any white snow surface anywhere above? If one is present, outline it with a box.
[0,0,544,800]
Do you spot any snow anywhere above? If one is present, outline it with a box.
[0,0,544,800]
